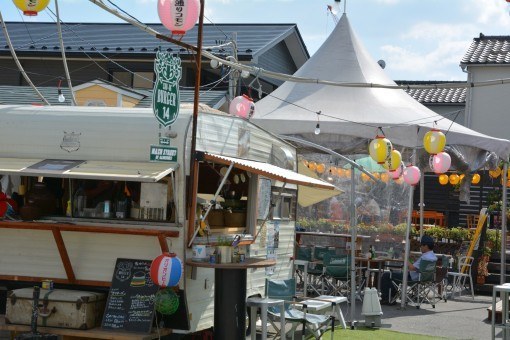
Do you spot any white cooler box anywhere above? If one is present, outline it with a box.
[5,288,106,330]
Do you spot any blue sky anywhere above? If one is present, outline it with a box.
[2,0,510,81]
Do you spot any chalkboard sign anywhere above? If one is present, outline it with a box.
[101,258,159,334]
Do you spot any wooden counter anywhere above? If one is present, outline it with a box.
[0,315,171,340]
[186,257,276,269]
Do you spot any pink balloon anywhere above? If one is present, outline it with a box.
[158,0,200,35]
[229,95,255,119]
[430,152,451,174]
[403,165,421,186]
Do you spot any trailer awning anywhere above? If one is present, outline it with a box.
[202,152,336,190]
[0,158,177,182]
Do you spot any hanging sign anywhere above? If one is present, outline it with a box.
[150,145,178,162]
[153,52,182,127]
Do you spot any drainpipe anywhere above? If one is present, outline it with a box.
[461,64,473,128]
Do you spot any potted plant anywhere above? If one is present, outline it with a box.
[477,246,491,284]
[216,236,233,264]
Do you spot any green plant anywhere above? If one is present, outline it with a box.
[216,236,232,246]
[486,229,502,253]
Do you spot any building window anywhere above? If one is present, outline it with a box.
[111,71,154,89]
[272,193,293,220]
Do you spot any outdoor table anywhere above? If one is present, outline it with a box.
[355,257,404,291]
[186,258,276,339]
[491,283,510,339]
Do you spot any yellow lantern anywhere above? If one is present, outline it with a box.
[395,177,404,185]
[372,172,380,180]
[308,161,317,171]
[12,0,50,16]
[330,166,337,176]
[423,128,446,155]
[369,135,392,164]
[344,169,351,178]
[380,172,389,183]
[438,174,449,185]
[449,174,460,185]
[489,167,502,178]
[472,173,480,184]
[383,149,402,171]
[360,172,370,182]
[459,174,465,182]
[316,163,326,174]
[337,168,345,177]
[302,160,309,167]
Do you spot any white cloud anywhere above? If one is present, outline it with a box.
[468,0,510,27]
[373,0,400,5]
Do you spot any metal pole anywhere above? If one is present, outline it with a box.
[401,150,416,308]
[186,0,205,247]
[54,0,77,105]
[349,164,357,327]
[419,171,424,238]
[502,162,508,284]
[0,11,50,105]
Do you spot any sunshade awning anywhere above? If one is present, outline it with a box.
[202,152,335,190]
[0,158,177,182]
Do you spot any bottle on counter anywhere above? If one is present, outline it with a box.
[369,245,375,259]
[72,185,86,217]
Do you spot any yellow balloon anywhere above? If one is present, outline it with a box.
[308,161,317,171]
[471,173,481,184]
[12,0,50,16]
[449,174,460,185]
[316,163,326,174]
[438,174,449,185]
[489,167,502,178]
[423,129,446,154]
[369,136,392,164]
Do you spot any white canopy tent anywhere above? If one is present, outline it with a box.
[252,13,510,318]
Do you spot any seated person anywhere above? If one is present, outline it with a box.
[380,235,437,305]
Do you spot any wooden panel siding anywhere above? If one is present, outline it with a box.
[258,41,298,86]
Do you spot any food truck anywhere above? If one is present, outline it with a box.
[0,104,334,335]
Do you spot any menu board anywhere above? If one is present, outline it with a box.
[101,258,158,334]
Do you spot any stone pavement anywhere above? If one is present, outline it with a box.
[249,293,495,340]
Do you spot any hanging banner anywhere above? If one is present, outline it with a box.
[153,52,182,127]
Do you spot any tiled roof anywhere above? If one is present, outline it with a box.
[0,22,305,60]
[396,81,466,104]
[461,34,510,65]
[0,86,73,105]
[135,89,226,108]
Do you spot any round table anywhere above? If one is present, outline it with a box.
[186,258,276,339]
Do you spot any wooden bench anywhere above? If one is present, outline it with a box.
[0,316,171,340]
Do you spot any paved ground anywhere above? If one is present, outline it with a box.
[250,293,495,340]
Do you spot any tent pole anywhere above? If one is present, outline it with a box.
[401,150,416,308]
[501,162,508,285]
[349,164,357,327]
[419,171,424,238]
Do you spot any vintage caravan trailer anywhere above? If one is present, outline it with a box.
[0,104,334,336]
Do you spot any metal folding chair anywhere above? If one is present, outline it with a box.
[446,255,474,300]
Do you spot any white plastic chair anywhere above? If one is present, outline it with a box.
[447,256,474,300]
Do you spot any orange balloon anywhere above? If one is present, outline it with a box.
[489,167,502,178]
[472,173,480,184]
[316,163,326,174]
[449,174,460,185]
[438,174,449,185]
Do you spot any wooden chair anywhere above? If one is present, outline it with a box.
[466,214,479,229]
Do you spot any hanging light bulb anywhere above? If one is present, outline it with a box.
[314,123,321,135]
[449,173,460,185]
[438,174,449,185]
[58,88,65,103]
[240,70,250,78]
[314,111,321,135]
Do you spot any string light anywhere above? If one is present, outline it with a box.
[57,79,65,103]
[314,111,321,135]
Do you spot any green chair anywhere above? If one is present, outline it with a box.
[321,253,351,297]
[293,246,313,296]
[392,259,437,309]
[265,278,335,339]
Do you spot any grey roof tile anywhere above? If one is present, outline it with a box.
[0,86,72,105]
[396,81,466,104]
[461,34,510,65]
[0,22,304,60]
